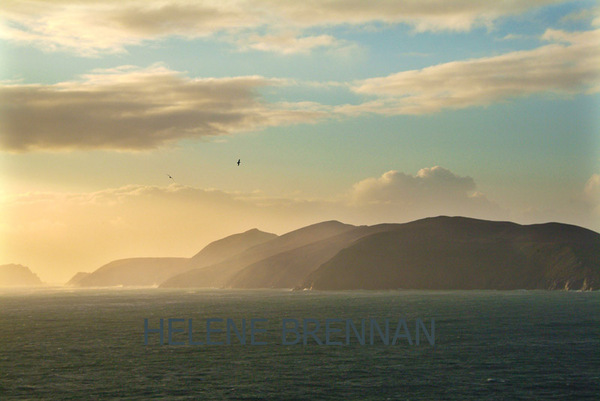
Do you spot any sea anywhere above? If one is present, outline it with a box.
[0,288,598,400]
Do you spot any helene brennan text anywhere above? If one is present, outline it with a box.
[143,317,435,346]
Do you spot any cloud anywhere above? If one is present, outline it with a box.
[499,33,527,40]
[0,0,565,55]
[0,1,257,56]
[3,27,598,151]
[584,173,600,200]
[234,31,346,55]
[342,29,600,115]
[350,166,507,221]
[352,167,474,203]
[0,65,327,152]
[560,6,600,27]
[584,173,600,217]
[518,173,600,230]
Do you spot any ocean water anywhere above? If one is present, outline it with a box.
[0,289,598,400]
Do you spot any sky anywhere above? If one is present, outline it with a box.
[1,0,599,283]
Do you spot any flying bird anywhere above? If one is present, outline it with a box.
[237,159,241,166]
[167,174,174,181]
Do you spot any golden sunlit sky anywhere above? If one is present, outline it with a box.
[1,0,599,283]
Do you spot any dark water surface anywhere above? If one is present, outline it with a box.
[1,288,598,400]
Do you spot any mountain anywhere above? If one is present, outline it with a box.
[66,217,600,290]
[0,264,43,286]
[70,228,277,287]
[74,258,188,287]
[226,224,400,289]
[160,221,356,288]
[188,228,277,269]
[65,272,91,286]
[300,216,600,291]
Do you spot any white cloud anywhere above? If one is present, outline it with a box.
[0,1,257,56]
[560,6,600,27]
[517,173,600,230]
[584,173,600,199]
[350,166,507,221]
[2,28,598,151]
[353,167,474,203]
[0,0,565,56]
[584,174,600,217]
[0,65,327,152]
[343,29,600,115]
[234,31,345,55]
[499,33,526,40]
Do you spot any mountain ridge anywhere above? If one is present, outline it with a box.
[225,224,400,289]
[0,264,43,286]
[300,216,600,291]
[68,228,277,287]
[65,217,599,291]
[160,220,356,288]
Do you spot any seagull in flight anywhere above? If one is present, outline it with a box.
[167,174,174,181]
[237,159,241,166]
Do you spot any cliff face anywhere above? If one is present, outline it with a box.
[300,217,600,291]
[0,264,43,286]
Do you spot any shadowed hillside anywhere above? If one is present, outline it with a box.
[160,221,355,288]
[188,228,277,269]
[0,264,43,286]
[226,224,400,289]
[300,216,600,290]
[66,272,91,286]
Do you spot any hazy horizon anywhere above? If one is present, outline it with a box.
[1,1,599,283]
[2,214,599,287]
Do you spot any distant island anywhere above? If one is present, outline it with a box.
[0,264,43,287]
[65,216,600,291]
